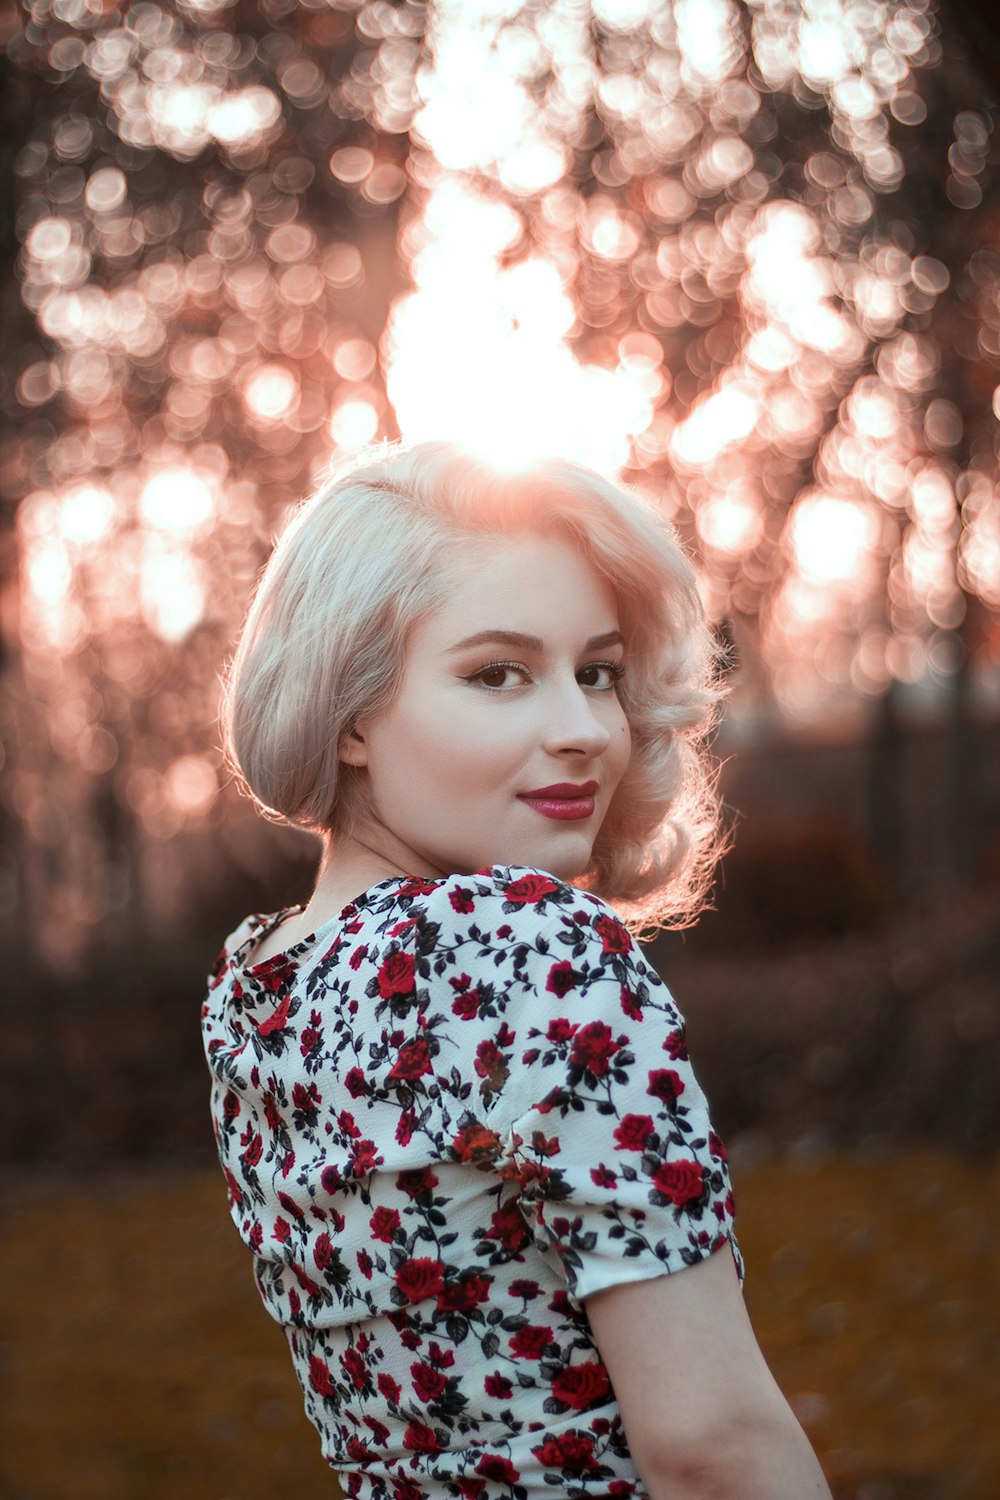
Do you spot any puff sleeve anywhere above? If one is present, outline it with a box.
[419,868,743,1311]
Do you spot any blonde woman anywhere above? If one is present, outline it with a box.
[203,442,831,1500]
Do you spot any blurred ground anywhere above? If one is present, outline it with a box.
[0,1148,996,1500]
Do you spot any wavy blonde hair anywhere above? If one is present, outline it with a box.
[223,440,728,931]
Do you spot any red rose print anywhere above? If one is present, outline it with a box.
[395,1257,446,1304]
[292,1081,320,1119]
[620,986,643,1021]
[529,1130,559,1157]
[545,961,578,998]
[403,1422,441,1454]
[474,1039,508,1092]
[653,1158,705,1207]
[396,1166,438,1198]
[663,1027,688,1060]
[647,1068,686,1105]
[570,1020,621,1076]
[550,1361,612,1411]
[351,1138,380,1174]
[475,1455,520,1484]
[594,914,633,954]
[393,1475,424,1500]
[546,1017,577,1044]
[290,1261,322,1297]
[342,1347,368,1390]
[204,863,741,1484]
[505,874,560,904]
[486,1198,530,1252]
[309,1355,335,1398]
[242,1132,263,1168]
[257,992,292,1036]
[258,954,296,993]
[411,1362,447,1401]
[370,1206,400,1242]
[365,1415,391,1446]
[437,1274,491,1312]
[452,1121,501,1163]
[388,1037,433,1081]
[377,951,416,999]
[531,1433,599,1474]
[613,1113,655,1151]
[344,1067,367,1098]
[508,1324,552,1360]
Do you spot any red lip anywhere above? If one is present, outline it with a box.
[520,781,599,798]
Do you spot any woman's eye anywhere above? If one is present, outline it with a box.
[466,662,529,691]
[577,661,626,691]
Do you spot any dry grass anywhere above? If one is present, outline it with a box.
[0,1149,996,1500]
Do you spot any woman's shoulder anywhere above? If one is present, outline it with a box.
[411,864,619,929]
[405,865,641,971]
[205,908,294,989]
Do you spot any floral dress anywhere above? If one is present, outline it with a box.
[202,865,742,1500]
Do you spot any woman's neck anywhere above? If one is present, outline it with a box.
[309,826,445,914]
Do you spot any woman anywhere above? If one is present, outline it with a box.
[203,442,831,1499]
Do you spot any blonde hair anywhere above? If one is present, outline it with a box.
[223,440,728,931]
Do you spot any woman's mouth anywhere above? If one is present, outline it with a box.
[518,782,598,822]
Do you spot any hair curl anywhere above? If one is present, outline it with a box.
[222,440,729,931]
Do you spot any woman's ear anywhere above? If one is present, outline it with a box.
[338,727,368,767]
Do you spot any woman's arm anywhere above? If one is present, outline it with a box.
[585,1247,833,1500]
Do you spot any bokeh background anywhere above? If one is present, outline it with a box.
[2,0,999,1496]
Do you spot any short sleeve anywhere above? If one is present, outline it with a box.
[417,868,742,1310]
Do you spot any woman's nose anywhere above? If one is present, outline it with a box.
[541,680,614,757]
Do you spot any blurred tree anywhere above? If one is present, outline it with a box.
[2,0,999,965]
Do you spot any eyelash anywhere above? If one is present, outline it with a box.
[463,660,627,694]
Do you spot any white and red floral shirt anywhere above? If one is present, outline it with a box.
[202,865,741,1500]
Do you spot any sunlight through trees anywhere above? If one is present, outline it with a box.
[3,0,999,960]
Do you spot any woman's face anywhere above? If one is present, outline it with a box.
[342,532,632,881]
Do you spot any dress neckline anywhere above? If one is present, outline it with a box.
[233,873,442,975]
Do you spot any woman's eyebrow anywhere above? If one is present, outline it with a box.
[446,629,624,654]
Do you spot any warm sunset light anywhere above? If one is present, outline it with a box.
[5,15,1000,1498]
[790,493,879,588]
[6,0,1000,963]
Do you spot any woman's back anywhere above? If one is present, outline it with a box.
[203,865,739,1500]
